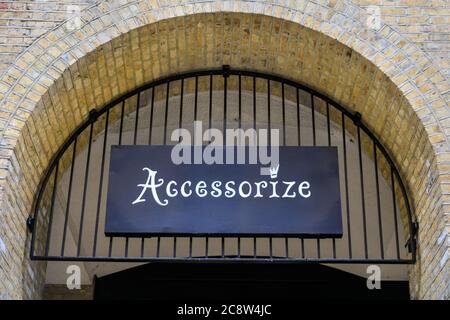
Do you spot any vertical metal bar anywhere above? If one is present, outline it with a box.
[311,94,320,258]
[156,81,175,257]
[140,238,145,257]
[269,237,273,259]
[238,75,242,129]
[391,167,401,259]
[285,237,289,258]
[160,82,171,257]
[342,114,352,258]
[133,93,145,256]
[173,237,177,257]
[253,77,257,260]
[357,126,369,259]
[222,73,228,257]
[208,75,213,130]
[267,79,271,145]
[253,77,256,129]
[373,142,385,259]
[77,123,94,256]
[92,109,109,256]
[296,88,301,146]
[326,103,336,258]
[282,86,288,258]
[145,87,156,258]
[282,82,286,146]
[206,75,213,255]
[156,237,161,258]
[44,161,59,257]
[118,100,125,145]
[237,75,242,258]
[221,237,225,258]
[108,237,113,257]
[115,100,126,258]
[296,88,304,259]
[301,239,305,259]
[139,239,145,257]
[194,76,198,121]
[163,81,170,144]
[223,73,228,134]
[148,86,155,144]
[267,79,273,255]
[317,238,321,259]
[179,79,184,135]
[189,236,192,258]
[237,237,241,258]
[133,93,141,145]
[205,237,209,259]
[125,92,143,257]
[326,102,331,145]
[61,139,77,256]
[310,94,316,146]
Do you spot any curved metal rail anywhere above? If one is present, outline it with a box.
[29,66,417,264]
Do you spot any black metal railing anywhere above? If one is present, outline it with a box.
[28,66,417,264]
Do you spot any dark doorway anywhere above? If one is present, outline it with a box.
[94,262,409,300]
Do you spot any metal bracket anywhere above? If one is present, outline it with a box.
[412,221,419,235]
[352,112,362,125]
[26,217,35,233]
[89,108,99,122]
[405,221,419,253]
[222,65,230,78]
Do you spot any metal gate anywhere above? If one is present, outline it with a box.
[28,66,417,264]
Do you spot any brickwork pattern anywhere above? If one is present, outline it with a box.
[0,1,448,78]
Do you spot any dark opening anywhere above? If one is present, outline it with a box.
[94,263,409,300]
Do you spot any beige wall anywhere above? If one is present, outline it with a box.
[0,1,449,78]
[0,1,448,300]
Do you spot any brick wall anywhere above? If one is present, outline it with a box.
[355,0,450,79]
[0,1,95,74]
[0,1,448,79]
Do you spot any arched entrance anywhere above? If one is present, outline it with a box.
[32,67,416,299]
[0,10,446,299]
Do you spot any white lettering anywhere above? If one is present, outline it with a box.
[299,181,311,198]
[181,181,192,197]
[282,181,296,198]
[132,168,168,206]
[225,181,236,198]
[211,181,222,197]
[196,181,208,197]
[131,168,313,206]
[254,181,268,198]
[166,181,178,197]
[238,181,252,198]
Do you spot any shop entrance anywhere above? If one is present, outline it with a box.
[93,263,409,300]
[31,67,417,299]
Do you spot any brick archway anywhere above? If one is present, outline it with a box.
[0,2,448,300]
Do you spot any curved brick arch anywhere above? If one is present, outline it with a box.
[0,1,448,300]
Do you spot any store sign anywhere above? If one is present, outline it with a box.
[105,146,343,237]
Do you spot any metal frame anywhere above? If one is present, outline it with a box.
[28,66,418,264]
